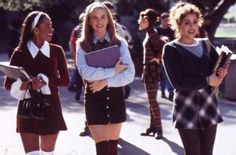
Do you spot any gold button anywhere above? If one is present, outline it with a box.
[107,114,110,117]
[106,106,109,109]
[107,97,110,100]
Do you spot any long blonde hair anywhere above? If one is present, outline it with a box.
[79,2,120,52]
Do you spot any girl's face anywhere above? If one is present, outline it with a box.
[89,8,109,38]
[34,16,54,42]
[138,15,149,30]
[178,13,199,40]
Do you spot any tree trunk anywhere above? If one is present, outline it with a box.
[207,0,236,40]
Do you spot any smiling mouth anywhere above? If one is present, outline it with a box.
[189,31,195,34]
[96,25,104,28]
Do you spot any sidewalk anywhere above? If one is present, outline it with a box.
[0,52,236,155]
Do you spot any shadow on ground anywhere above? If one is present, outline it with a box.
[162,137,184,155]
[118,138,151,155]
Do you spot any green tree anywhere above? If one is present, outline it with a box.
[0,0,91,12]
[0,0,59,11]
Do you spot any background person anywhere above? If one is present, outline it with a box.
[156,12,175,101]
[68,12,91,137]
[113,14,133,99]
[196,14,211,38]
[76,2,135,155]
[67,13,84,102]
[138,8,165,140]
[4,11,69,155]
[102,0,132,99]
[163,2,228,155]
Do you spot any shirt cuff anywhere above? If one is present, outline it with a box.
[38,73,51,95]
[10,78,31,100]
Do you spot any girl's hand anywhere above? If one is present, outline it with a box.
[89,80,107,93]
[115,58,128,75]
[217,65,228,79]
[20,80,31,90]
[150,58,160,64]
[208,73,224,87]
[161,36,170,42]
[208,64,229,87]
[31,77,46,90]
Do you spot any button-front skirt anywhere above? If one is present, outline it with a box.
[84,85,126,125]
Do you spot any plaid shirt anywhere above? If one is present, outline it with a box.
[141,31,165,83]
[163,39,223,129]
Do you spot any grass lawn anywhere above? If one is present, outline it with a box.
[215,4,236,38]
[215,24,236,38]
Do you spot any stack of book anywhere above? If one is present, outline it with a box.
[0,63,31,81]
[212,45,235,94]
[214,45,235,74]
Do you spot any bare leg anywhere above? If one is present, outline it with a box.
[20,133,40,153]
[89,123,122,155]
[40,132,59,152]
[107,123,122,155]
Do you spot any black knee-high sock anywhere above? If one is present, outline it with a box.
[109,139,119,155]
[95,141,109,155]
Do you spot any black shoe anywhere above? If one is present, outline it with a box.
[155,128,163,140]
[140,127,156,136]
[161,91,167,98]
[79,126,90,136]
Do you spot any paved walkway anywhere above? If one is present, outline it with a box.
[0,52,236,155]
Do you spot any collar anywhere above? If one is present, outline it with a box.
[175,39,199,47]
[93,32,111,44]
[27,40,50,58]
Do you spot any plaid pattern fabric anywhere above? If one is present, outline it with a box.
[144,82,162,129]
[173,86,223,129]
[141,32,165,83]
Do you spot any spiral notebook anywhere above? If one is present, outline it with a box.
[0,63,31,81]
[85,45,120,68]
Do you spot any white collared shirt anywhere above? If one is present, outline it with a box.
[27,40,50,58]
[93,32,111,44]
